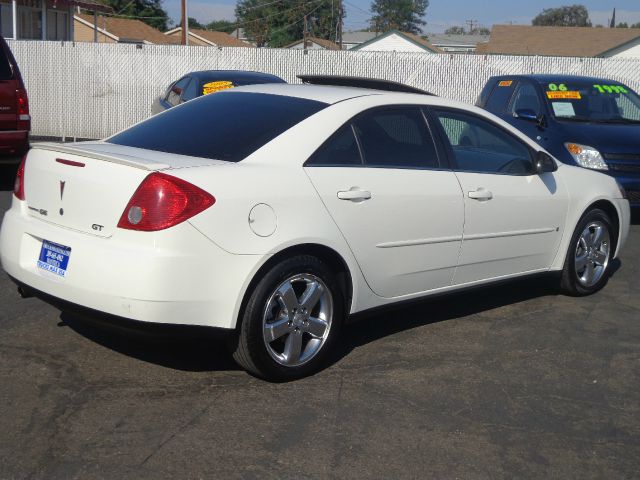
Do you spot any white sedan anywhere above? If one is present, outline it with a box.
[0,80,630,381]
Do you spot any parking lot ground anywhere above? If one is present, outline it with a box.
[0,164,639,479]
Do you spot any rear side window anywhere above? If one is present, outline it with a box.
[0,45,13,80]
[109,92,328,162]
[354,107,439,168]
[306,124,362,166]
[181,78,198,102]
[167,77,190,106]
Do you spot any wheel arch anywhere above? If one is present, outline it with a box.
[582,199,621,253]
[233,243,354,333]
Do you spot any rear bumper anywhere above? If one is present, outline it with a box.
[0,130,29,157]
[0,202,264,329]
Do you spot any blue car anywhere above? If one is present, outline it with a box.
[477,75,640,206]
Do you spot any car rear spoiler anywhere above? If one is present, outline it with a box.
[297,75,435,96]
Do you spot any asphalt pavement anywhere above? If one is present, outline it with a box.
[0,163,639,479]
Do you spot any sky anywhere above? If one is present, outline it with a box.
[162,0,640,33]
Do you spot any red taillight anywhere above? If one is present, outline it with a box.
[14,154,26,200]
[117,173,215,231]
[16,88,30,130]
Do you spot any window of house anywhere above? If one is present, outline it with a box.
[17,1,42,39]
[0,3,14,38]
[46,9,68,41]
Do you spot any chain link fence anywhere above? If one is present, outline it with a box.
[9,40,640,140]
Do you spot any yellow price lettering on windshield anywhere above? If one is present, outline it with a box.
[548,83,568,92]
[498,80,513,87]
[203,81,234,95]
[593,84,628,94]
[546,91,581,99]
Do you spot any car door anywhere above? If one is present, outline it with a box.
[429,108,569,285]
[304,106,464,298]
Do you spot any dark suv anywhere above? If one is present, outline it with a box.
[477,75,640,206]
[0,36,29,160]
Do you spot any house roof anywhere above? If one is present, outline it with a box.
[76,13,177,44]
[426,33,490,47]
[352,30,443,53]
[342,31,379,44]
[285,37,340,50]
[478,25,640,57]
[165,27,254,47]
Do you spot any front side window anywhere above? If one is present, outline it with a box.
[435,109,534,175]
[510,82,542,116]
[353,107,440,169]
[108,92,328,162]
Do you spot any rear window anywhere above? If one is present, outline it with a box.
[108,92,327,161]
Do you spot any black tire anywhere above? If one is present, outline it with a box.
[232,255,344,381]
[560,208,614,296]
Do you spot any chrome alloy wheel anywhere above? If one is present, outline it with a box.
[574,221,610,288]
[262,273,333,367]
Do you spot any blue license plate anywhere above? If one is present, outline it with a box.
[37,240,71,277]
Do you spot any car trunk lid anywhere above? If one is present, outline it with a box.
[23,143,227,238]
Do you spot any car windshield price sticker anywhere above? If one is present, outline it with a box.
[498,80,513,87]
[551,102,576,117]
[593,84,628,94]
[203,81,234,95]
[37,240,71,277]
[547,91,582,99]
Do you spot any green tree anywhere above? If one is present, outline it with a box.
[471,26,490,35]
[188,17,204,29]
[236,0,343,48]
[616,22,629,28]
[369,0,429,34]
[532,4,591,27]
[444,26,464,35]
[207,20,236,33]
[97,0,171,31]
[632,22,640,29]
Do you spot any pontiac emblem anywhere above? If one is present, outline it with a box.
[59,181,66,200]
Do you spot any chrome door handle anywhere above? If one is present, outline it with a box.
[337,188,372,202]
[468,188,493,201]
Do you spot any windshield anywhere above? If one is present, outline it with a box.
[540,80,640,124]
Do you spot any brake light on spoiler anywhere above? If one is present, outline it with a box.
[117,172,215,231]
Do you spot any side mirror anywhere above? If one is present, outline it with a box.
[515,109,546,128]
[535,151,557,174]
[514,108,538,121]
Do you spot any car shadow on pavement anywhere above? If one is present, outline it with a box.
[59,311,241,372]
[0,162,19,191]
[56,269,609,376]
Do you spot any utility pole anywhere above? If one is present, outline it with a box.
[337,0,343,49]
[303,15,308,49]
[465,19,477,34]
[181,0,188,45]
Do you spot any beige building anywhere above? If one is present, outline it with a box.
[164,27,254,47]
[74,13,178,44]
[477,25,640,58]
